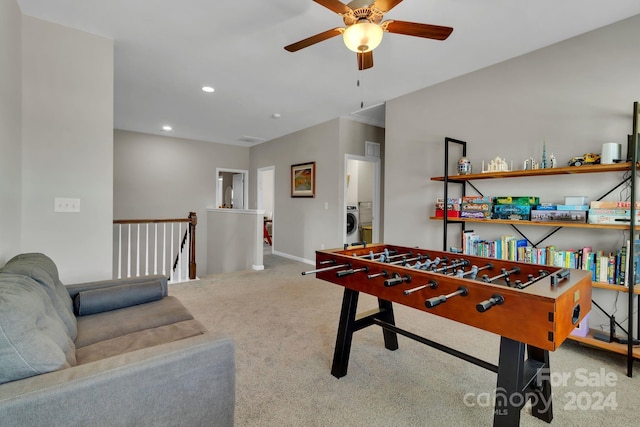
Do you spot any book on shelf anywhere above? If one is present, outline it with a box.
[622,239,640,287]
[458,231,640,286]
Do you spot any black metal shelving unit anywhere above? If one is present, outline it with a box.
[432,102,639,376]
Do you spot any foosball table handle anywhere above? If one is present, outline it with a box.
[476,294,505,313]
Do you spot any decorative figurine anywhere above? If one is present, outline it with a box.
[458,157,472,175]
[541,140,547,169]
[549,153,557,168]
[482,156,512,173]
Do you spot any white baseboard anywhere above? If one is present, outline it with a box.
[252,264,265,271]
[272,250,314,266]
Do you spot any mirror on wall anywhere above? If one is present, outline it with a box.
[216,168,248,209]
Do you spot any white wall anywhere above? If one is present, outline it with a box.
[384,14,640,330]
[260,168,274,219]
[113,130,250,274]
[20,16,114,283]
[0,0,22,264]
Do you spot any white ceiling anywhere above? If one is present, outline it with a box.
[16,0,640,147]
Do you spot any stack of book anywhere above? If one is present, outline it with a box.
[460,231,640,286]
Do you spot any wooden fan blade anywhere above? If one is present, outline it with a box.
[284,28,344,52]
[357,51,373,70]
[372,0,403,13]
[314,0,351,15]
[385,20,453,40]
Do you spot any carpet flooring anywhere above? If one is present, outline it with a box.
[170,255,640,427]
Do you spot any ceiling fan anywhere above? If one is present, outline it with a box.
[284,0,453,70]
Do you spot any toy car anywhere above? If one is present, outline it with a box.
[568,153,601,166]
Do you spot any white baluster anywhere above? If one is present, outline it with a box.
[145,223,149,276]
[117,224,122,279]
[127,224,131,278]
[170,223,174,282]
[154,223,158,275]
[177,223,182,281]
[162,223,167,276]
[136,224,140,277]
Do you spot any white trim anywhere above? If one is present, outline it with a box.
[252,264,265,271]
[273,250,315,266]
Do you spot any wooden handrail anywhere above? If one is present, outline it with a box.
[114,218,193,224]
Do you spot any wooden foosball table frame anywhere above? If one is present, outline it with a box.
[306,243,592,426]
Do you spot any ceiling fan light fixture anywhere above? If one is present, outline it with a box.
[343,21,383,53]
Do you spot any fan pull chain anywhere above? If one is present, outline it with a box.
[357,70,364,109]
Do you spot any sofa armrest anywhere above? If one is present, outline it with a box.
[66,275,169,299]
[0,333,235,427]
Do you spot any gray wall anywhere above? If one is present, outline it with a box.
[113,130,250,274]
[384,14,640,330]
[2,13,114,283]
[249,117,384,262]
[0,0,22,264]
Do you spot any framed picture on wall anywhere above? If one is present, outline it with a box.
[291,161,316,198]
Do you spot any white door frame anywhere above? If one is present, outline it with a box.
[257,165,275,249]
[344,154,381,244]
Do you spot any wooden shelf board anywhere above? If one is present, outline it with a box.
[429,216,633,230]
[592,281,640,294]
[567,329,640,359]
[431,162,632,181]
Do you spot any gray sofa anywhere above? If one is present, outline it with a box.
[0,253,235,426]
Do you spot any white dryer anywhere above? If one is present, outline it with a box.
[346,205,360,244]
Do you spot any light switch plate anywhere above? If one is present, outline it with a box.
[54,197,80,212]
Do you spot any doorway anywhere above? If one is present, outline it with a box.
[344,154,381,245]
[216,168,249,209]
[257,166,275,253]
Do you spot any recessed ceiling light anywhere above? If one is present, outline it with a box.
[272,113,281,119]
[202,86,215,93]
[161,125,172,131]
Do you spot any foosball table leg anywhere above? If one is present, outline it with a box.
[493,337,553,427]
[331,288,360,378]
[526,345,553,423]
[377,298,399,352]
[331,289,399,378]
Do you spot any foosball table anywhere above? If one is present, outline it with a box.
[303,243,592,427]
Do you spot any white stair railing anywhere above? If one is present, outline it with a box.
[113,212,197,283]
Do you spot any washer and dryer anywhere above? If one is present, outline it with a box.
[346,205,360,244]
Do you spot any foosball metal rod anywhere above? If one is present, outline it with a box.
[388,254,427,266]
[403,280,438,295]
[380,251,414,263]
[301,263,351,276]
[432,259,470,274]
[426,256,449,271]
[514,270,551,289]
[354,249,398,260]
[460,263,494,280]
[425,286,469,308]
[416,256,447,271]
[336,266,369,278]
[367,270,389,279]
[481,267,520,284]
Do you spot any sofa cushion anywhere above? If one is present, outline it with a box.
[76,319,207,364]
[0,273,76,384]
[1,253,77,340]
[75,296,194,348]
[74,280,164,316]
